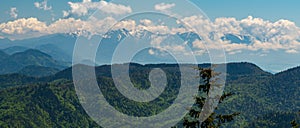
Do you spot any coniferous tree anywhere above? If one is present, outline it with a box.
[181,67,240,128]
[291,120,299,128]
[291,110,300,128]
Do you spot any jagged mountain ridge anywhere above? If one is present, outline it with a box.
[0,30,256,65]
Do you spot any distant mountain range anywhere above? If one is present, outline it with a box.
[0,49,69,75]
[2,46,29,55]
[0,30,260,66]
[18,65,60,77]
[0,34,76,62]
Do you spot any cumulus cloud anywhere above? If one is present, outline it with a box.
[154,3,175,12]
[0,18,47,34]
[34,0,52,11]
[0,17,119,39]
[140,19,152,26]
[67,0,132,16]
[111,19,182,37]
[154,3,179,17]
[9,7,18,19]
[1,15,300,54]
[48,16,117,36]
[181,15,300,54]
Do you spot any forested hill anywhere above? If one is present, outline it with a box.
[0,62,299,127]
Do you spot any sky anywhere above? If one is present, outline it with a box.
[1,0,300,25]
[1,0,300,73]
[192,0,300,26]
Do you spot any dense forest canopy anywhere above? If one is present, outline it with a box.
[0,63,299,127]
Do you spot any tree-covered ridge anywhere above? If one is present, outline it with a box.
[0,79,100,128]
[2,46,29,55]
[0,62,299,127]
[18,65,59,77]
[0,49,68,75]
[0,50,9,60]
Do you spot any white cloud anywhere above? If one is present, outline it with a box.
[140,19,152,26]
[143,25,171,35]
[181,15,300,54]
[1,15,300,54]
[113,20,136,31]
[34,0,52,11]
[67,0,132,16]
[9,7,18,19]
[148,49,155,55]
[62,10,70,18]
[286,49,298,54]
[150,35,167,47]
[228,50,242,55]
[0,17,118,39]
[154,3,175,12]
[49,16,117,36]
[0,18,47,35]
[47,18,85,34]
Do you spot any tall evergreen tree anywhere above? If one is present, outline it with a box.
[181,67,240,128]
[291,110,300,128]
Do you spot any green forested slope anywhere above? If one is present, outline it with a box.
[0,63,299,127]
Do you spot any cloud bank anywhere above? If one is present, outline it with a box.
[1,14,300,54]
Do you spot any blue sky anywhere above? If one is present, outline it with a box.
[1,0,300,25]
[0,0,78,23]
[192,0,300,26]
[1,0,300,73]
